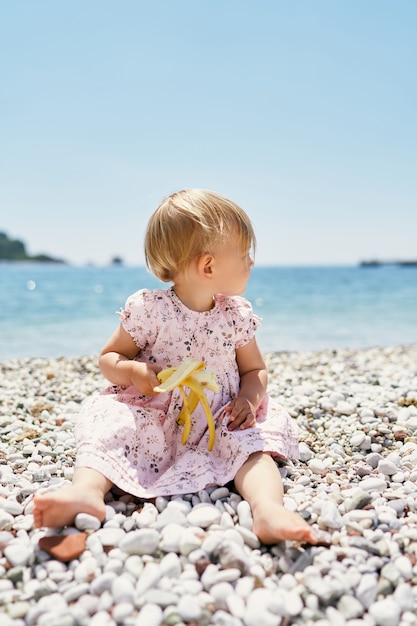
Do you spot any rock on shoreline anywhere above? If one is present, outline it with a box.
[1,345,417,625]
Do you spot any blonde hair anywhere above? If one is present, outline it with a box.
[145,189,256,282]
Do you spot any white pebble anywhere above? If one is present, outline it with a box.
[187,503,221,528]
[210,581,235,606]
[226,592,246,618]
[89,610,116,626]
[179,528,203,555]
[394,582,414,612]
[160,551,182,578]
[112,602,135,623]
[394,555,413,580]
[308,458,326,474]
[74,556,98,582]
[351,431,366,447]
[91,572,117,595]
[177,593,203,621]
[236,500,253,529]
[0,511,14,531]
[159,522,185,552]
[111,574,135,604]
[299,442,314,461]
[119,528,159,555]
[319,500,343,529]
[95,527,126,547]
[244,588,282,626]
[369,597,401,626]
[4,541,33,567]
[134,603,163,626]
[378,460,400,476]
[133,503,159,528]
[235,525,260,548]
[334,401,356,415]
[284,590,304,617]
[360,477,387,492]
[0,498,24,516]
[75,513,102,531]
[136,562,161,596]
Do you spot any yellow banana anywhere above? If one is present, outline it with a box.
[185,376,217,452]
[154,358,219,451]
[176,388,199,425]
[176,370,218,425]
[155,367,178,384]
[192,369,219,391]
[153,358,204,392]
[177,385,192,445]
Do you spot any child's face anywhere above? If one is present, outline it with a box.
[212,232,254,296]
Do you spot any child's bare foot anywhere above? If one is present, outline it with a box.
[252,502,324,545]
[33,485,106,529]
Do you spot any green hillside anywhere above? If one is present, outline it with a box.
[0,232,65,263]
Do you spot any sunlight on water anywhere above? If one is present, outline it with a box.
[1,263,417,360]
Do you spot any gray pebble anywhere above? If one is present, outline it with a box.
[3,347,417,626]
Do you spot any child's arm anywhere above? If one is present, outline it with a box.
[225,337,268,431]
[99,324,160,395]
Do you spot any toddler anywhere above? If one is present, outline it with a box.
[34,189,318,545]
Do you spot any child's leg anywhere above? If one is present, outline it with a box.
[234,451,319,544]
[33,467,112,529]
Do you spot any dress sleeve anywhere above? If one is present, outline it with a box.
[117,289,158,348]
[231,296,262,349]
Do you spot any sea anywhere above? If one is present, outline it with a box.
[1,263,416,362]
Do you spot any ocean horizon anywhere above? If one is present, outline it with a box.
[1,262,417,361]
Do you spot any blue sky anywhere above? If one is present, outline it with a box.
[1,1,416,266]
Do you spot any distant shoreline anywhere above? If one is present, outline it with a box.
[0,231,65,264]
[0,257,66,264]
[360,259,417,267]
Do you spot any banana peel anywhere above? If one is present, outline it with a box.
[154,358,219,451]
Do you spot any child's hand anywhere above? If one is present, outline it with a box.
[130,362,161,396]
[224,397,256,431]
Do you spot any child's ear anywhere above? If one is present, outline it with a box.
[197,254,214,278]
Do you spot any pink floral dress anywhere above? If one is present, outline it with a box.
[75,288,299,498]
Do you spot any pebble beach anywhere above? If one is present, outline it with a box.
[1,344,417,626]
